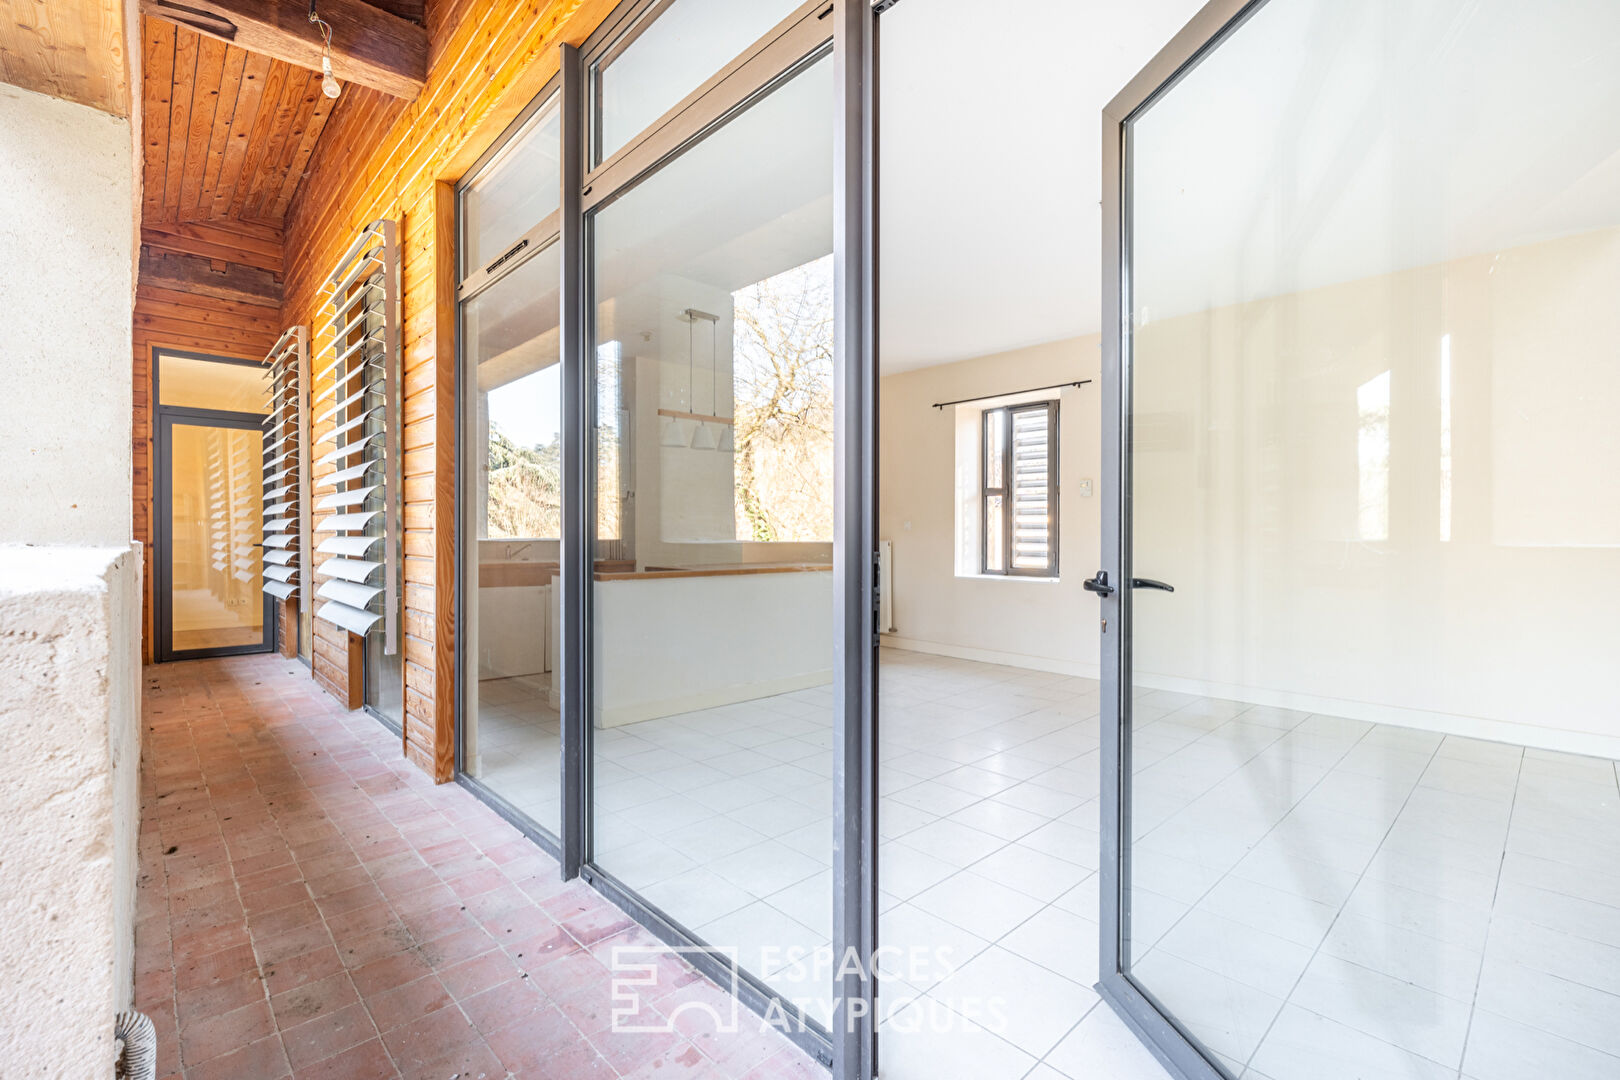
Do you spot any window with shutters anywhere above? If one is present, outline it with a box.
[981,401,1059,577]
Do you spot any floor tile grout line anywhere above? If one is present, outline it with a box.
[1453,744,1525,1080]
[1235,733,1448,1076]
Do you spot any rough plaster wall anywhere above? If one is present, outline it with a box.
[0,83,134,546]
[0,546,142,1079]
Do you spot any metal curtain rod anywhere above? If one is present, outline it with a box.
[931,380,1092,410]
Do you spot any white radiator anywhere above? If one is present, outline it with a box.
[877,540,895,634]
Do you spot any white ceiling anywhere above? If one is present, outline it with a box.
[878,0,1206,372]
[878,0,1620,372]
[1131,0,1620,323]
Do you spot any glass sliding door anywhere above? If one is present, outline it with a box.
[579,0,854,1054]
[154,352,275,662]
[1102,1,1620,1078]
[457,89,566,843]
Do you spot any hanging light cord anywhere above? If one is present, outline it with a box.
[308,1,341,98]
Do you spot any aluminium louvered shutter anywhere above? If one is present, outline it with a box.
[1009,403,1056,573]
[311,218,402,654]
[262,327,307,602]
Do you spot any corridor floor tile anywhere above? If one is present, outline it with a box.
[135,655,819,1080]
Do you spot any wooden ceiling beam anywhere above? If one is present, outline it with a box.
[138,0,426,99]
[358,0,423,24]
[139,248,283,307]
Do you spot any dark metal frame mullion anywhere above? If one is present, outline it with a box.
[980,406,1006,576]
[833,1,878,1078]
[559,40,591,881]
[1098,2,1265,1080]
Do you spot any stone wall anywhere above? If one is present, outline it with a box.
[0,547,142,1077]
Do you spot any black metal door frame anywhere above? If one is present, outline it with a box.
[154,404,276,663]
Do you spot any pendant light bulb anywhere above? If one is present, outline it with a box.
[310,2,341,98]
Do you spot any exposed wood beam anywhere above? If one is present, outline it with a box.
[139,248,282,307]
[138,0,427,99]
[142,220,284,272]
[359,0,422,24]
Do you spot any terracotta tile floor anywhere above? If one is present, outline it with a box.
[135,654,823,1080]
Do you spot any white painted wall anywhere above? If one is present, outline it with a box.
[0,84,134,546]
[881,228,1620,758]
[0,546,142,1076]
[593,570,833,725]
[0,85,142,1070]
[879,338,1104,675]
[1132,225,1620,757]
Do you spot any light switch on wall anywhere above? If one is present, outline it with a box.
[1078,479,1093,497]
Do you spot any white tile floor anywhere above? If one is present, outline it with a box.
[466,673,562,835]
[467,649,1620,1080]
[1124,686,1620,1080]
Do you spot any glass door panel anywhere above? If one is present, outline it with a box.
[1117,1,1620,1077]
[165,420,270,657]
[589,49,837,1026]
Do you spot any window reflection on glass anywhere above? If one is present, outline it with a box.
[732,254,834,542]
[460,243,564,835]
[462,97,561,276]
[1439,333,1452,542]
[1356,370,1390,542]
[595,0,806,164]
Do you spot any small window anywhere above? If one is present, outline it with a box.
[981,401,1058,576]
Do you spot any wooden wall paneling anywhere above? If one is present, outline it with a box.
[0,0,131,116]
[239,67,310,220]
[140,19,175,221]
[193,45,246,219]
[159,26,196,220]
[278,0,619,777]
[278,596,298,658]
[176,35,227,215]
[142,219,283,270]
[224,60,289,219]
[267,83,336,222]
[208,50,272,218]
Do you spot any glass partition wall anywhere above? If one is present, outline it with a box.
[454,3,877,1067]
[1101,2,1620,1078]
[581,0,848,1044]
[458,91,567,842]
[589,41,836,1022]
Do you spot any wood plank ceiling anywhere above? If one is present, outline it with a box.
[140,16,335,227]
[0,0,129,115]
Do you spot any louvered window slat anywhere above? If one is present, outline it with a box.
[311,218,401,654]
[262,327,307,604]
[317,458,380,491]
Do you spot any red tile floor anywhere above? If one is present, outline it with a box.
[135,654,822,1080]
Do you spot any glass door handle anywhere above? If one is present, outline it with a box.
[1083,570,1115,597]
[1132,577,1175,592]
